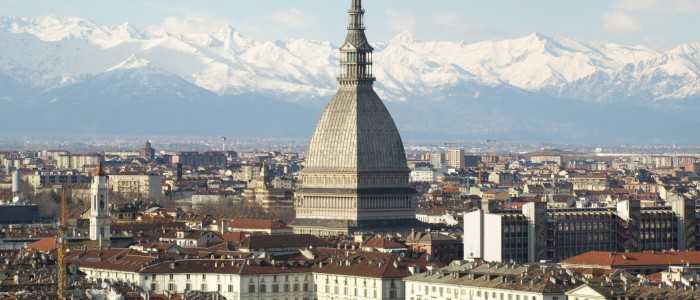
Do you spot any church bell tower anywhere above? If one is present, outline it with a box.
[89,160,111,246]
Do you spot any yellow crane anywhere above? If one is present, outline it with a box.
[57,187,68,299]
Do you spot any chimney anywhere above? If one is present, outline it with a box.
[408,266,416,275]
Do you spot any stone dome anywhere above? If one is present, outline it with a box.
[304,84,408,173]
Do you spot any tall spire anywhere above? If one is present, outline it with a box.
[338,0,374,85]
[95,159,105,177]
[349,0,364,30]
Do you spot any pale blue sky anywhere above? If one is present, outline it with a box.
[1,0,699,49]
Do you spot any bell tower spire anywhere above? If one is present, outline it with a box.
[339,0,374,85]
[89,157,111,247]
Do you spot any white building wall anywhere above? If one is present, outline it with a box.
[483,214,504,262]
[405,280,563,300]
[410,169,435,183]
[78,264,408,300]
[463,210,484,260]
[109,174,163,198]
[82,268,142,286]
[314,273,402,300]
[140,271,313,300]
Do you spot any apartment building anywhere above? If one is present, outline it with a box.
[405,261,573,300]
[464,196,698,263]
[70,247,416,300]
[25,170,90,189]
[56,153,101,170]
[108,173,163,198]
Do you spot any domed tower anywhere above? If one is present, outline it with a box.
[292,0,417,236]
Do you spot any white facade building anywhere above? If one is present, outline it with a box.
[74,250,411,300]
[416,211,459,226]
[405,261,571,300]
[410,168,436,183]
[57,154,101,170]
[108,174,163,198]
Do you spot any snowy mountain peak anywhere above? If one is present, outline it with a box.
[110,22,143,40]
[0,15,141,48]
[668,42,700,58]
[212,24,252,50]
[0,15,100,41]
[0,16,699,103]
[107,56,152,72]
[389,31,416,45]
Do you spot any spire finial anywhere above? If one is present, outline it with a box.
[339,0,374,85]
[95,159,105,177]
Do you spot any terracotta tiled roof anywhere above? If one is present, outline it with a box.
[140,259,307,275]
[311,250,411,278]
[363,236,407,250]
[562,251,700,269]
[223,232,247,243]
[26,237,58,252]
[240,234,331,250]
[67,249,159,272]
[645,271,663,283]
[229,219,290,230]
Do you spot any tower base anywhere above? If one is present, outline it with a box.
[290,218,428,237]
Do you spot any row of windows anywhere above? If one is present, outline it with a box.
[408,283,549,300]
[159,273,310,282]
[249,283,310,293]
[153,282,311,294]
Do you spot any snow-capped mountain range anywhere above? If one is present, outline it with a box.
[2,15,700,142]
[1,15,699,104]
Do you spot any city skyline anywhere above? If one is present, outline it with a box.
[2,1,700,299]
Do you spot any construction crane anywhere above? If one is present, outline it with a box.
[56,187,68,299]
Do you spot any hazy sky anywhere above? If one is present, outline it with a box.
[2,0,699,49]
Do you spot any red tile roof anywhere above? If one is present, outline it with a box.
[311,250,411,278]
[363,236,407,250]
[223,231,247,243]
[240,234,331,250]
[645,271,663,283]
[140,259,308,275]
[229,218,290,230]
[67,249,159,272]
[26,237,58,252]
[562,251,700,269]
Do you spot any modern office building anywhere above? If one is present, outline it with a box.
[25,170,90,189]
[171,151,227,168]
[446,149,465,170]
[464,195,698,263]
[56,153,101,170]
[430,151,445,170]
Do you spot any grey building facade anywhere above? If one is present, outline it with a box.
[464,196,698,263]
